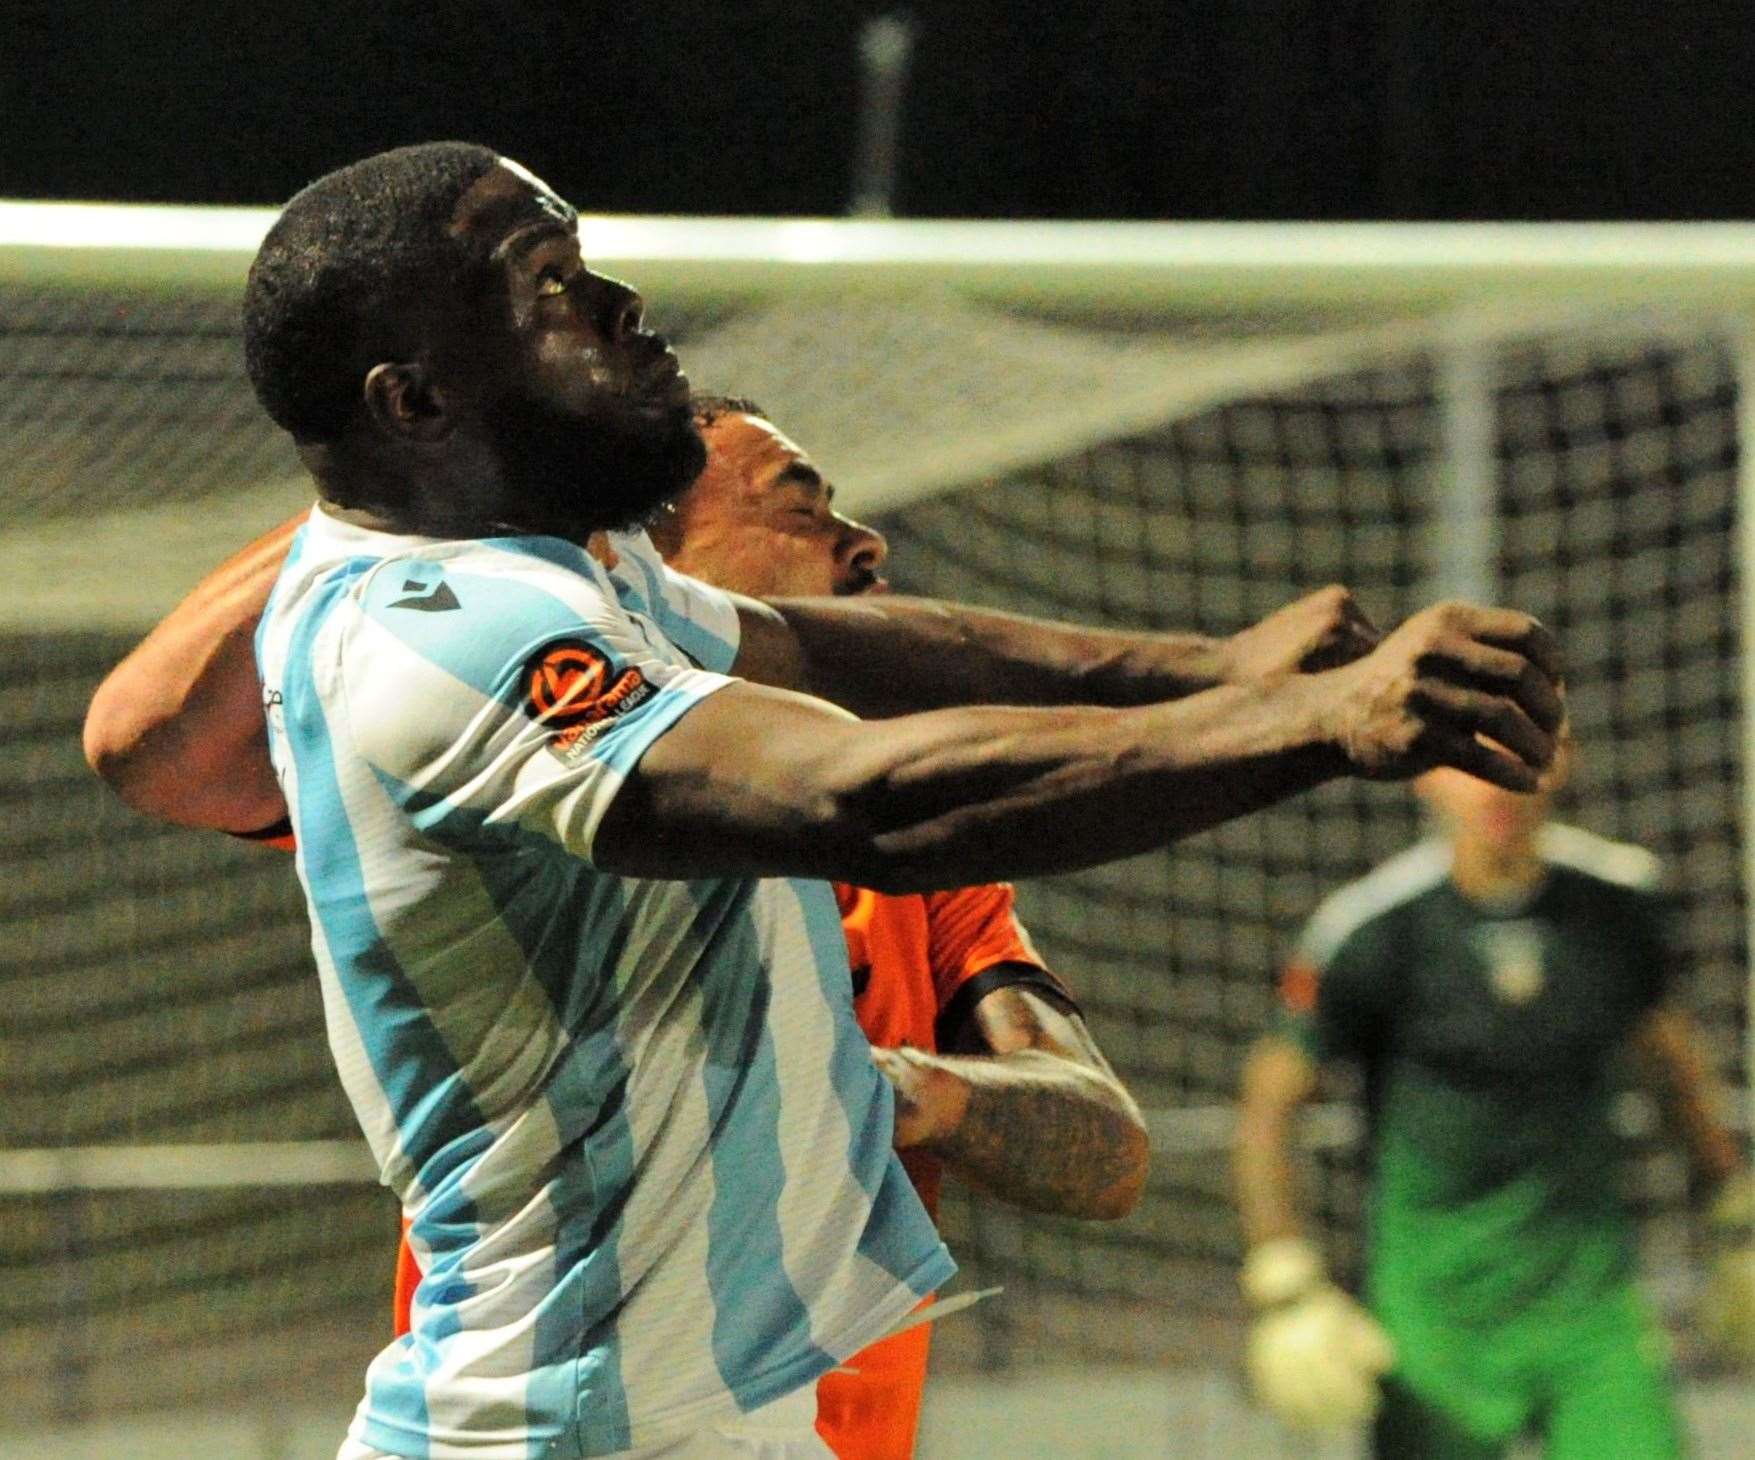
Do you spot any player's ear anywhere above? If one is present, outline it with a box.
[363,362,455,444]
[644,483,695,559]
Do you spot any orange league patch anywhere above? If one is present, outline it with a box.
[526,642,613,722]
[521,639,653,757]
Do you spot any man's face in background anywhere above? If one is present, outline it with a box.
[658,411,889,598]
[1417,737,1572,854]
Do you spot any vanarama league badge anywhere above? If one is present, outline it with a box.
[521,639,653,763]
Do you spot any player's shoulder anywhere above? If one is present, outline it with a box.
[1538,823,1664,895]
[280,530,623,715]
[339,534,623,652]
[363,533,606,607]
[602,529,741,674]
[1299,839,1451,968]
[283,514,612,626]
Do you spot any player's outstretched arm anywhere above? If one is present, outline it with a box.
[875,981,1148,1220]
[1630,1003,1745,1194]
[595,600,1563,891]
[1233,1035,1318,1250]
[86,518,1371,834]
[734,583,1382,717]
[83,513,301,833]
[1632,1004,1755,1363]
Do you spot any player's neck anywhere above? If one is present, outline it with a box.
[303,438,592,544]
[1449,833,1544,908]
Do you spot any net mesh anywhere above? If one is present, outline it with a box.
[0,285,297,528]
[0,266,1747,1449]
[877,365,1435,1371]
[873,331,1747,1403]
[0,632,387,1419]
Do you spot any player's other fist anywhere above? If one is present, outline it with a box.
[1222,586,1382,682]
[1242,1238,1394,1433]
[1318,601,1564,792]
[1701,1170,1755,1365]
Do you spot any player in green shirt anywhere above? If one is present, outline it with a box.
[1231,752,1753,1457]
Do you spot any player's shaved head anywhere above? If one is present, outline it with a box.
[245,143,701,538]
[243,141,502,446]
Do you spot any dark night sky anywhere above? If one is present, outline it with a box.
[7,1,1755,220]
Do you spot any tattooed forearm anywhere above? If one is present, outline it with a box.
[871,978,1148,1219]
[881,1044,1149,1220]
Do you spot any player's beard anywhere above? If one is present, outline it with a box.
[484,388,707,540]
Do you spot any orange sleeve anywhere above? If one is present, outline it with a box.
[392,1220,420,1338]
[921,882,1049,1011]
[230,817,295,853]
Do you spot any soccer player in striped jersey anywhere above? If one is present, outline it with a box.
[91,388,1150,1459]
[1232,752,1754,1456]
[497,393,1150,1458]
[85,142,1567,1459]
[90,387,1352,1455]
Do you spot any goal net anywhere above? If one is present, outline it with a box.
[881,327,1746,1378]
[1,207,1748,1451]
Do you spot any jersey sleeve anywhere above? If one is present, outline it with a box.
[1273,916,1392,1066]
[1543,826,1680,1011]
[604,530,741,673]
[921,883,1080,1051]
[336,549,735,866]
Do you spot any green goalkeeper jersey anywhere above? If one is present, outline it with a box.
[1277,825,1675,1334]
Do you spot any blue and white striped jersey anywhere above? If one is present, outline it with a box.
[256,507,954,1459]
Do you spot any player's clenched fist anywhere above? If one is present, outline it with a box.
[1221,585,1382,682]
[1242,1237,1394,1432]
[1316,602,1564,791]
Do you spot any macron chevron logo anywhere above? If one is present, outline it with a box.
[389,578,461,613]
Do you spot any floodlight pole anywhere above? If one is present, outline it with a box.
[849,13,917,218]
[1433,316,1499,604]
[1736,319,1755,1143]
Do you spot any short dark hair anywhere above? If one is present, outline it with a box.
[690,394,768,429]
[243,141,502,443]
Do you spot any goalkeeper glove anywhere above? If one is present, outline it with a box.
[1700,1169,1755,1365]
[1242,1237,1394,1432]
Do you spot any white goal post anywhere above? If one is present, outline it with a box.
[9,204,1755,600]
[12,202,1755,312]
